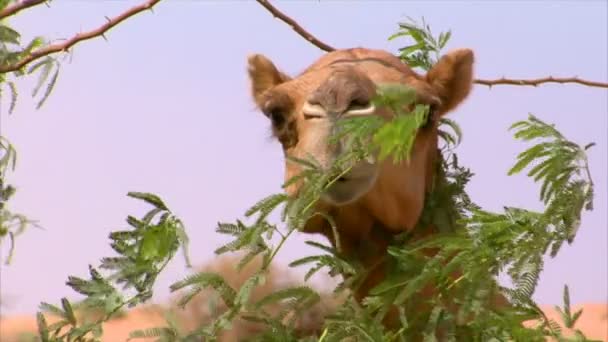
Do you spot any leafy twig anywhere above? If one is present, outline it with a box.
[0,0,162,73]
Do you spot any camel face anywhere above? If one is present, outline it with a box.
[248,48,474,219]
[291,64,382,206]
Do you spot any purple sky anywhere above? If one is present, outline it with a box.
[0,1,606,316]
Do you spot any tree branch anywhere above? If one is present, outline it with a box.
[474,77,607,89]
[0,0,161,74]
[255,0,608,89]
[0,0,48,19]
[255,0,336,52]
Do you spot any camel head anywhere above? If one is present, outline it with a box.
[247,48,474,232]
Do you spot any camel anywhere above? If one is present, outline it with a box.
[246,47,491,334]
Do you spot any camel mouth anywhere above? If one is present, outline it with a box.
[321,164,379,206]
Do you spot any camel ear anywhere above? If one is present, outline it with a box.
[247,54,291,107]
[426,49,474,115]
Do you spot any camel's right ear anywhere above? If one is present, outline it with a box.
[247,54,291,107]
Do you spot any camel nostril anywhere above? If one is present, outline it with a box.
[343,97,375,117]
[348,97,371,110]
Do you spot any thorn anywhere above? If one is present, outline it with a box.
[105,16,111,23]
[149,7,155,13]
[101,33,108,42]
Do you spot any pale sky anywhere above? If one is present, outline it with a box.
[0,0,606,316]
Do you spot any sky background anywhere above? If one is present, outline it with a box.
[0,0,606,316]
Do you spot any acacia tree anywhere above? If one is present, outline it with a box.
[0,1,606,341]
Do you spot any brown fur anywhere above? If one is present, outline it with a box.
[247,47,485,332]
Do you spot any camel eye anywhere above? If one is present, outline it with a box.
[264,106,286,127]
[262,93,292,128]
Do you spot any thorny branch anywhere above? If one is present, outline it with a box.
[474,77,608,89]
[255,0,608,89]
[2,0,606,89]
[255,0,336,53]
[0,0,48,19]
[0,0,162,74]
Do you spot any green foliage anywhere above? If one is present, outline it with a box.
[0,22,59,111]
[0,135,40,264]
[132,101,595,341]
[508,114,594,249]
[0,10,63,264]
[22,192,191,342]
[508,114,594,207]
[389,17,451,71]
[129,19,599,340]
[2,9,600,342]
[371,84,431,163]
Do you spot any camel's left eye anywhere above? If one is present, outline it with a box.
[263,103,287,128]
[268,108,285,127]
[262,93,293,129]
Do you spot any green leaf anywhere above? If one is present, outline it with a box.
[27,57,53,75]
[35,66,60,109]
[438,30,452,48]
[235,273,265,306]
[508,143,551,176]
[397,43,426,56]
[245,192,288,223]
[170,272,237,308]
[36,312,50,342]
[39,302,65,318]
[7,81,17,114]
[372,104,429,163]
[128,327,177,340]
[23,36,45,54]
[31,59,53,97]
[569,308,583,328]
[387,30,411,41]
[127,191,168,210]
[438,117,463,147]
[0,25,21,45]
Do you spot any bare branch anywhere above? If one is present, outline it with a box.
[474,77,607,89]
[255,0,336,52]
[255,1,607,90]
[0,0,48,19]
[0,0,161,74]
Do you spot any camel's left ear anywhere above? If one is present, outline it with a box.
[426,49,474,115]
